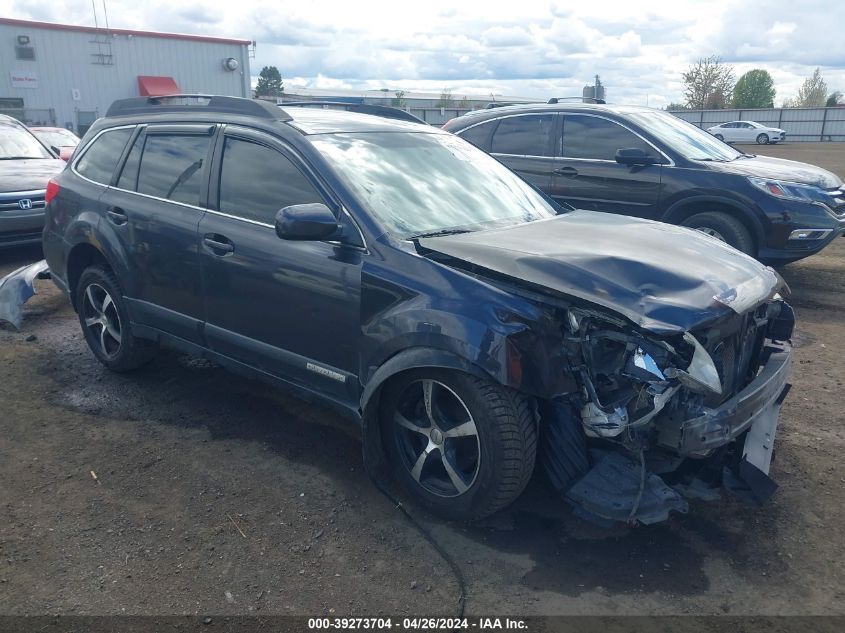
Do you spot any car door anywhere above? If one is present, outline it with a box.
[198,126,362,405]
[99,123,213,343]
[736,122,755,142]
[548,113,663,219]
[487,113,555,193]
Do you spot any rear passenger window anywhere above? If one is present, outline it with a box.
[458,120,496,151]
[562,116,653,161]
[491,115,554,156]
[137,134,211,206]
[218,137,325,225]
[76,128,133,185]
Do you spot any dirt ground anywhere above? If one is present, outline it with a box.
[1,143,844,618]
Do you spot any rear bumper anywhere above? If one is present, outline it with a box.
[658,343,792,457]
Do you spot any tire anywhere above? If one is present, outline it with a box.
[756,133,769,145]
[538,401,589,494]
[76,265,156,372]
[681,211,755,255]
[714,134,724,141]
[381,369,537,521]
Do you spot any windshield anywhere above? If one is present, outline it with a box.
[311,132,557,238]
[32,128,79,148]
[0,120,53,159]
[626,110,742,162]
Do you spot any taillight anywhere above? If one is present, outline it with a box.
[45,178,60,204]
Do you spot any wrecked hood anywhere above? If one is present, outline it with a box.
[420,211,781,333]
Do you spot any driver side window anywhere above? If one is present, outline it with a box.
[218,137,325,225]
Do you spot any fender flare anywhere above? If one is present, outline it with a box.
[359,346,495,415]
[661,195,766,245]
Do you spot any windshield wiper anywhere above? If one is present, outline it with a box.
[410,228,474,239]
[0,156,49,160]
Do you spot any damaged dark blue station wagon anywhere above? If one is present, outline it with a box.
[43,96,794,524]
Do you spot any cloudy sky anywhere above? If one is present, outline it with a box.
[3,0,845,106]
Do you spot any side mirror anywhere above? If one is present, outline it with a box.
[615,147,662,166]
[275,203,340,241]
[58,147,73,162]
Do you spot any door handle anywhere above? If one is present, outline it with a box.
[202,234,235,255]
[553,166,578,177]
[105,206,128,225]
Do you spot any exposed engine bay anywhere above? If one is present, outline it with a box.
[549,299,794,525]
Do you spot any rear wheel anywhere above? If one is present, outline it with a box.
[77,265,155,372]
[756,133,769,145]
[382,369,536,521]
[681,212,755,255]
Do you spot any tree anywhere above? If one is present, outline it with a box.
[391,90,407,108]
[254,66,284,98]
[792,68,828,107]
[732,69,776,108]
[436,88,456,108]
[665,102,688,111]
[826,91,843,107]
[458,95,470,109]
[682,56,735,109]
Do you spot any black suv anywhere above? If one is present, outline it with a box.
[443,103,845,263]
[43,95,794,525]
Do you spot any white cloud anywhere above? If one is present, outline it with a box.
[2,0,844,105]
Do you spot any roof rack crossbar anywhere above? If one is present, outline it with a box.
[278,101,426,124]
[106,95,292,121]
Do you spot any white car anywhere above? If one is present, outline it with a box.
[707,120,786,144]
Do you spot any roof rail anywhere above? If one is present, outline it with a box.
[278,101,426,124]
[483,101,540,109]
[547,96,606,105]
[106,95,292,121]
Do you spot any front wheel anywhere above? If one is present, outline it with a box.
[681,212,755,255]
[714,134,724,141]
[381,369,536,521]
[756,133,769,145]
[76,265,156,372]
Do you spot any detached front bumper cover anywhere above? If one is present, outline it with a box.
[0,260,50,330]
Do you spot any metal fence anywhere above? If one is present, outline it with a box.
[407,108,474,126]
[669,107,845,142]
[0,107,57,127]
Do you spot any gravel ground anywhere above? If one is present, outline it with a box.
[1,143,844,617]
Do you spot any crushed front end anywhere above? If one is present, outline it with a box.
[545,296,795,526]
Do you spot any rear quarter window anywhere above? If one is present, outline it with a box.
[75,128,133,185]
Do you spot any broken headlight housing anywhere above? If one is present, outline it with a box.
[571,313,722,439]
